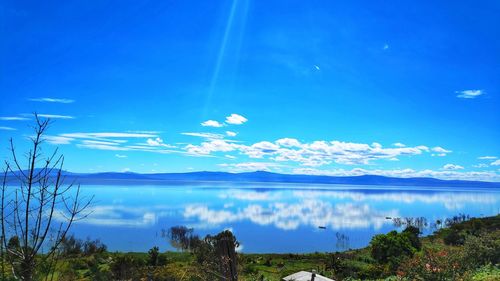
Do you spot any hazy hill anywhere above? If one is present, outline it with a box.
[5,170,500,188]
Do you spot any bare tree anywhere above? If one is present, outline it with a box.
[0,114,92,280]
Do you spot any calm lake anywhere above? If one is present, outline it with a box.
[68,183,500,253]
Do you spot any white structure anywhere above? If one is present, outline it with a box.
[282,270,335,281]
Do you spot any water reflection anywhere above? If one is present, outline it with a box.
[65,185,499,252]
[184,201,398,230]
[292,190,497,211]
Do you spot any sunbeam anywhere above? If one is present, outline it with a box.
[202,0,250,118]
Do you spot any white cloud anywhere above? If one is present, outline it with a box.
[43,135,74,145]
[46,131,186,155]
[293,167,500,182]
[36,114,74,119]
[442,164,464,170]
[29,97,74,103]
[456,89,483,99]
[473,164,488,168]
[127,130,162,134]
[115,154,127,158]
[0,126,16,130]
[393,142,405,147]
[225,114,247,125]
[183,139,444,166]
[226,131,237,137]
[491,160,500,166]
[125,145,182,154]
[219,162,280,172]
[431,146,452,156]
[276,138,301,147]
[432,146,452,153]
[182,132,225,140]
[478,156,497,160]
[185,140,236,155]
[144,137,175,148]
[147,138,163,146]
[0,116,29,121]
[61,132,157,139]
[78,142,130,151]
[201,120,225,127]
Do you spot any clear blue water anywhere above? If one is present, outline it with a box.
[66,183,500,253]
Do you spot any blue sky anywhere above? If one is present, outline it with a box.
[1,0,499,181]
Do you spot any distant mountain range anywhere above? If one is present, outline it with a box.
[5,170,500,188]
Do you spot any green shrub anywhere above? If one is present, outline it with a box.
[110,254,145,280]
[148,246,160,266]
[462,233,500,269]
[370,230,416,269]
[471,264,500,281]
[402,226,421,250]
[442,227,465,246]
[399,248,466,280]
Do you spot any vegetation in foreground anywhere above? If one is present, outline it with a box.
[0,117,498,280]
[0,214,498,281]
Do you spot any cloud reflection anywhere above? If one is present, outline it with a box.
[292,190,498,211]
[66,205,172,227]
[184,200,398,230]
[219,189,282,201]
[60,189,497,231]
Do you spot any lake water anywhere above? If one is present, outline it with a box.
[68,183,500,253]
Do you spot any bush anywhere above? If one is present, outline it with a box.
[370,230,416,269]
[399,248,466,281]
[60,235,83,257]
[110,254,145,280]
[442,227,465,246]
[83,238,107,256]
[462,232,500,269]
[148,246,160,266]
[59,235,107,257]
[471,264,500,281]
[402,226,421,250]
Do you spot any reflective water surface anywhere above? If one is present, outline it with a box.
[68,184,500,253]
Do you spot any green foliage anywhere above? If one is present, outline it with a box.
[398,230,500,281]
[399,248,466,281]
[442,226,465,245]
[166,226,199,252]
[370,230,416,269]
[1,215,497,281]
[85,262,113,281]
[148,246,160,266]
[402,226,422,250]
[83,238,107,256]
[462,232,500,269]
[59,234,107,257]
[471,264,500,281]
[110,254,145,280]
[193,230,240,280]
[60,234,83,257]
